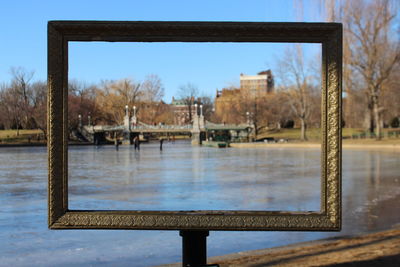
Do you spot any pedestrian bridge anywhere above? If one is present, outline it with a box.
[77,115,253,145]
[88,122,194,133]
[85,121,251,133]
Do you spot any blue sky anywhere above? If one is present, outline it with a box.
[0,0,324,101]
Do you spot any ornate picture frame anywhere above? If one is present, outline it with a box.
[48,21,342,230]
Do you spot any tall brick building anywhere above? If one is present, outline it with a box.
[240,70,274,95]
[215,70,274,122]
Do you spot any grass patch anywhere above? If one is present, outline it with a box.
[0,129,44,144]
[257,128,321,141]
[257,128,400,141]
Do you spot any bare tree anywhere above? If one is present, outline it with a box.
[9,67,35,130]
[0,84,25,135]
[328,0,399,138]
[110,78,142,107]
[0,83,12,130]
[177,82,199,122]
[382,64,400,127]
[277,46,317,141]
[198,95,214,121]
[350,0,398,138]
[31,81,47,138]
[237,91,265,135]
[96,78,142,124]
[141,74,164,102]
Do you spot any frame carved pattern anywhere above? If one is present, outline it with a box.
[48,21,342,231]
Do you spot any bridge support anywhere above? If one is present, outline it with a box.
[191,130,201,145]
[121,131,134,145]
[191,111,206,145]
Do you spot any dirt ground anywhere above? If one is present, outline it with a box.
[160,227,400,267]
[211,228,400,266]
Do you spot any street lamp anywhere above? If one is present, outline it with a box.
[78,114,82,128]
[88,114,91,126]
[125,105,129,117]
[131,105,137,128]
[200,104,203,117]
[246,111,250,125]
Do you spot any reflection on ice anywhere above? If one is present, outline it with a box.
[68,141,321,211]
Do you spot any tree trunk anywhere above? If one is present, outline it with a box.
[373,101,381,140]
[300,118,307,141]
[188,103,192,123]
[254,122,258,138]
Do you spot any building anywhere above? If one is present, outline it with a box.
[240,70,274,95]
[171,97,196,125]
[214,70,274,123]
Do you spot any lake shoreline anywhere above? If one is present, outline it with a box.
[0,141,93,148]
[1,140,400,150]
[230,141,400,150]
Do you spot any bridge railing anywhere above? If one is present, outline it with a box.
[86,121,253,132]
[91,125,125,132]
[132,124,193,130]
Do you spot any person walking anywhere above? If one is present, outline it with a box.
[134,136,138,150]
[115,138,119,150]
[160,137,164,151]
[136,136,140,150]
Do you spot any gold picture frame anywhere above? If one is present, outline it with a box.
[48,21,342,230]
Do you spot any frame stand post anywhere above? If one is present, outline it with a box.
[180,230,209,267]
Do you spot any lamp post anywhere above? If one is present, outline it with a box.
[194,103,198,116]
[78,114,82,128]
[132,105,137,128]
[88,114,91,126]
[199,104,204,130]
[125,105,129,117]
[246,111,250,125]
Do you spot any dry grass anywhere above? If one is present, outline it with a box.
[0,129,44,144]
[257,128,400,142]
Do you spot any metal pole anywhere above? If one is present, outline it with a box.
[78,114,82,128]
[180,230,209,267]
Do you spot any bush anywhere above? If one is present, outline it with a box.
[10,122,23,130]
[25,117,38,129]
[390,117,400,128]
[282,120,294,128]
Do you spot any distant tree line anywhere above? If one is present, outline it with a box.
[0,71,174,138]
[326,0,400,138]
[1,0,398,141]
[215,0,400,140]
[0,69,217,139]
[0,67,47,136]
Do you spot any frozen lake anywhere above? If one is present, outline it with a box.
[1,141,400,266]
[68,141,321,212]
